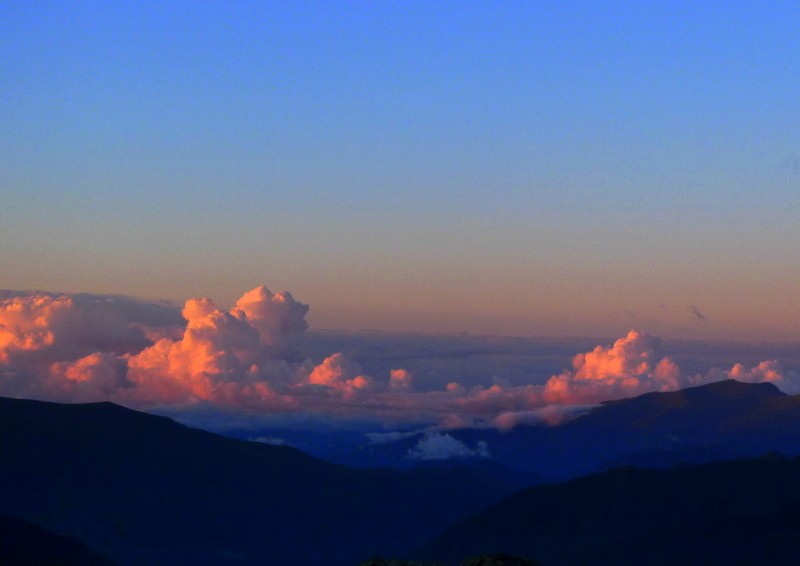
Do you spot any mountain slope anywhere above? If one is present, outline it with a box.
[0,514,114,566]
[444,380,800,478]
[0,397,527,566]
[224,380,800,477]
[416,453,800,565]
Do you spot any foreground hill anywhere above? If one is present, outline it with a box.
[416,453,800,565]
[0,397,529,566]
[0,514,114,565]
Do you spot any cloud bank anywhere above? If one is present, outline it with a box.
[0,287,796,428]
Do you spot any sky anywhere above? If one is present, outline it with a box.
[2,1,799,341]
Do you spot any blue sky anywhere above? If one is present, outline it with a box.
[2,1,799,340]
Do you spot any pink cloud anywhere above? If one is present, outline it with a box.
[303,353,372,397]
[543,330,685,404]
[389,368,413,390]
[0,294,73,363]
[1,288,796,429]
[233,286,308,349]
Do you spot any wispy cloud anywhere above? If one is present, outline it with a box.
[689,304,708,323]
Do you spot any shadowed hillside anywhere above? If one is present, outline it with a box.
[442,380,800,478]
[0,514,115,565]
[0,397,528,566]
[416,453,800,565]
[236,380,800,479]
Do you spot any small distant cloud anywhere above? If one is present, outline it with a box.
[406,432,489,461]
[493,404,594,430]
[389,368,412,390]
[689,305,708,323]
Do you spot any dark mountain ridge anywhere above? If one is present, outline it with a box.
[228,380,800,479]
[442,379,800,478]
[4,380,800,564]
[0,514,114,565]
[0,396,529,566]
[416,452,800,565]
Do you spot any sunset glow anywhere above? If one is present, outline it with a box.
[0,287,794,428]
[3,5,800,564]
[2,3,798,343]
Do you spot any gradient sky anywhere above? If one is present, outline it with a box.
[2,1,799,341]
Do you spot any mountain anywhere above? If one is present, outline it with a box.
[416,453,800,565]
[0,514,114,565]
[222,380,800,480]
[443,380,800,478]
[0,397,529,566]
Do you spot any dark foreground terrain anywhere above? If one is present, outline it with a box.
[0,514,113,565]
[4,381,800,565]
[416,453,800,565]
[0,397,529,566]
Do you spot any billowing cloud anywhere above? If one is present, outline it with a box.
[0,291,180,362]
[303,353,372,397]
[543,331,686,404]
[0,287,796,430]
[233,286,309,349]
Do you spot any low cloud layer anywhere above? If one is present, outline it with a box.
[1,287,797,429]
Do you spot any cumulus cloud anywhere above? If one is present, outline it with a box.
[49,352,131,402]
[389,368,413,390]
[302,352,372,397]
[0,292,180,365]
[233,286,308,349]
[543,330,685,404]
[0,286,796,431]
[406,432,489,461]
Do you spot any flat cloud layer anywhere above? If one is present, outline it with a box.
[0,286,797,428]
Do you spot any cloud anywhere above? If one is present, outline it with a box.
[233,286,309,349]
[493,404,594,430]
[1,287,797,431]
[389,368,413,389]
[724,360,800,393]
[0,291,181,363]
[302,353,372,397]
[689,305,708,323]
[543,330,685,404]
[49,352,131,402]
[406,432,489,461]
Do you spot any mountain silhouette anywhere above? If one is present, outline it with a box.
[226,380,800,478]
[416,452,800,565]
[0,396,528,566]
[438,379,800,479]
[0,514,114,565]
